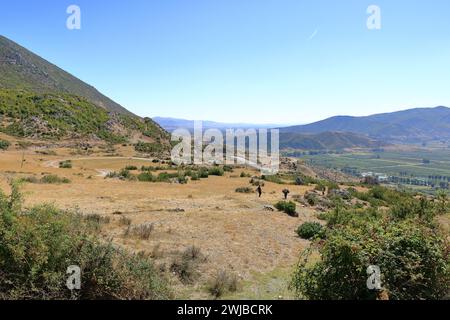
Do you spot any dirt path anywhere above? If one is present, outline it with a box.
[43,156,158,168]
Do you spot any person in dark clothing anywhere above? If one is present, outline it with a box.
[282,189,290,200]
[256,185,262,198]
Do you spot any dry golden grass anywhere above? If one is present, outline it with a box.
[0,146,319,299]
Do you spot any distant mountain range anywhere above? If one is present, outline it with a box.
[153,117,284,132]
[0,35,168,146]
[155,106,450,151]
[279,131,385,150]
[153,117,387,150]
[280,107,450,143]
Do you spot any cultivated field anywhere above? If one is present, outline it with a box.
[302,147,450,183]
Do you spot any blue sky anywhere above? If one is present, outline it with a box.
[1,0,450,124]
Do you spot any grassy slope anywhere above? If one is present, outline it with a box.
[0,35,131,115]
[0,89,169,144]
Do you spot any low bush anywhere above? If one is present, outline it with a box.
[19,176,39,184]
[84,214,111,225]
[304,192,319,206]
[40,175,71,184]
[208,167,224,176]
[296,222,324,240]
[208,270,239,299]
[124,223,154,240]
[190,173,200,181]
[0,182,171,300]
[177,173,188,184]
[199,169,209,179]
[240,172,251,178]
[119,216,132,226]
[125,165,138,171]
[250,178,264,187]
[262,175,285,184]
[275,201,297,217]
[59,160,72,169]
[182,246,205,262]
[223,165,234,172]
[106,169,134,181]
[134,142,163,154]
[170,246,205,284]
[235,187,253,194]
[137,172,155,182]
[295,176,305,186]
[291,207,449,300]
[0,140,10,150]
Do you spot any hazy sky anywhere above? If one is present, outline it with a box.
[1,0,450,124]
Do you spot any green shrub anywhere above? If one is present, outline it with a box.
[240,172,251,178]
[262,175,285,184]
[177,174,188,184]
[19,176,39,184]
[389,196,436,221]
[0,183,171,300]
[0,140,10,150]
[59,160,72,169]
[297,222,324,240]
[326,181,340,194]
[291,209,449,300]
[223,165,234,172]
[208,167,224,176]
[435,190,449,215]
[275,201,297,217]
[155,172,179,182]
[249,178,264,186]
[190,173,200,181]
[119,169,132,179]
[41,175,71,184]
[134,141,163,153]
[304,192,319,206]
[125,165,138,171]
[137,172,155,182]
[295,176,305,186]
[235,187,253,194]
[199,169,209,179]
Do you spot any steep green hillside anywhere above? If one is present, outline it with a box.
[0,35,130,115]
[0,89,169,144]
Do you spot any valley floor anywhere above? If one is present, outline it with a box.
[0,146,318,299]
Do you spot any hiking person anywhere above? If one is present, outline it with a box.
[282,189,290,200]
[256,185,262,198]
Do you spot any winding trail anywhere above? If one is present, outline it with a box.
[42,156,159,177]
